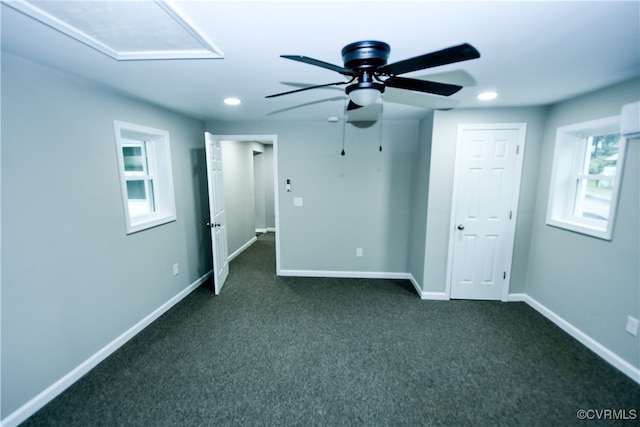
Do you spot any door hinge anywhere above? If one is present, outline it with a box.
[516,145,520,155]
[509,210,512,219]
[503,271,507,280]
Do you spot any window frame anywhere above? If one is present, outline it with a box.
[114,120,176,234]
[546,115,626,240]
[121,140,157,218]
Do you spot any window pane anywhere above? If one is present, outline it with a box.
[122,143,147,173]
[126,180,146,199]
[586,133,619,176]
[126,180,155,217]
[573,178,612,221]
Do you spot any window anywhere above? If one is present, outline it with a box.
[114,121,176,234]
[546,116,626,240]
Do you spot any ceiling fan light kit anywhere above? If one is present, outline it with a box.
[346,82,385,106]
[267,40,481,112]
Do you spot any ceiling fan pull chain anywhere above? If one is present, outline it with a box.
[341,97,347,156]
[379,102,384,152]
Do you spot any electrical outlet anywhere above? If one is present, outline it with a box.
[626,316,639,336]
[356,248,363,257]
[173,263,179,276]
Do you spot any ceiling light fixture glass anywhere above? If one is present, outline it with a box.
[224,97,241,106]
[346,81,385,107]
[477,91,498,101]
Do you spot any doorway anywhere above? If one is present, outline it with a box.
[211,134,279,274]
[446,123,527,301]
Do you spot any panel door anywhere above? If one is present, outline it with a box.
[205,132,229,295]
[449,126,524,300]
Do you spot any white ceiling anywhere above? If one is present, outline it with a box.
[2,0,639,122]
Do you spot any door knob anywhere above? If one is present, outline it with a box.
[457,224,465,230]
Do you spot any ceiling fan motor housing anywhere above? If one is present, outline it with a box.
[341,41,390,69]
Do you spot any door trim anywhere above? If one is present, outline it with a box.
[445,123,527,301]
[209,134,280,273]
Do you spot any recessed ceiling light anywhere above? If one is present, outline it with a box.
[477,91,498,101]
[224,98,241,106]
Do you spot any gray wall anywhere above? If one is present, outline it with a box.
[208,119,419,274]
[407,112,434,289]
[251,145,275,232]
[525,78,640,368]
[254,149,267,231]
[422,107,548,293]
[263,145,276,230]
[1,53,211,417]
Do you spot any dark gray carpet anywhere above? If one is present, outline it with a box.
[22,233,640,426]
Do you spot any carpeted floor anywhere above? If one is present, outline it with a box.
[22,233,640,426]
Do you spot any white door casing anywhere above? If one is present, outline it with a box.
[205,132,229,295]
[447,123,527,301]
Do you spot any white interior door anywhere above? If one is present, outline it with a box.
[448,124,526,300]
[205,132,229,295]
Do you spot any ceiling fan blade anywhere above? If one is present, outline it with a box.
[379,43,480,76]
[384,88,460,110]
[412,70,477,87]
[281,55,356,76]
[266,80,350,98]
[384,76,463,97]
[346,100,363,111]
[266,96,346,117]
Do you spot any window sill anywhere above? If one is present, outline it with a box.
[546,217,612,241]
[127,215,176,235]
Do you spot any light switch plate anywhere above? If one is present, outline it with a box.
[294,197,303,207]
[626,316,639,336]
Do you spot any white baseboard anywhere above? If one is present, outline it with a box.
[278,269,411,281]
[1,271,212,427]
[406,274,449,300]
[507,293,527,302]
[228,236,257,262]
[278,270,449,300]
[421,291,449,300]
[522,294,640,385]
[255,228,276,234]
[407,274,422,297]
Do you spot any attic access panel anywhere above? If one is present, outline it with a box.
[5,0,223,60]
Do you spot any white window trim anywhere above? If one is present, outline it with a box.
[546,115,626,240]
[114,120,176,234]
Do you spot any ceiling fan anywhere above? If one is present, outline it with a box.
[266,41,480,111]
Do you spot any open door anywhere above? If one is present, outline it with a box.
[204,132,229,295]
